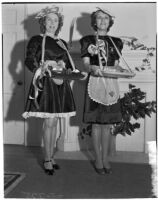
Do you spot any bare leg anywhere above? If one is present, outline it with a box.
[50,118,58,159]
[43,118,58,162]
[92,124,103,168]
[101,124,111,169]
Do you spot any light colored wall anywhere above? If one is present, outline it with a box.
[25,3,156,151]
[3,3,156,150]
[26,3,156,47]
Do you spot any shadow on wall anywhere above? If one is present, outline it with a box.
[5,13,44,150]
[76,12,92,37]
[69,12,93,151]
[68,12,93,54]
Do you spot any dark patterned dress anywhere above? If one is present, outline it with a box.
[80,35,123,124]
[23,35,76,118]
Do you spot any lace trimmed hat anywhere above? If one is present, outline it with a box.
[95,7,115,18]
[35,5,63,19]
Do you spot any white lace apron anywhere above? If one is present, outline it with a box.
[88,36,122,106]
[88,76,119,105]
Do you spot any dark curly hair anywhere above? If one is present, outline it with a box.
[91,10,114,32]
[38,12,64,36]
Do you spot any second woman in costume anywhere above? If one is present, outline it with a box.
[80,8,123,175]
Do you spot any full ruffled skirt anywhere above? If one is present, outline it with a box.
[83,78,122,124]
[22,77,76,119]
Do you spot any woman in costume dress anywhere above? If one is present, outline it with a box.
[80,8,123,175]
[22,6,76,175]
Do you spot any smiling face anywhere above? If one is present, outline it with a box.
[45,13,59,34]
[96,11,110,32]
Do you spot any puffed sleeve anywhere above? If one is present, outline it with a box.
[80,36,91,58]
[25,36,41,73]
[114,38,123,60]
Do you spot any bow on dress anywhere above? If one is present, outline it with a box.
[88,39,107,68]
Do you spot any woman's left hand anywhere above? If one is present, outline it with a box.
[115,65,127,72]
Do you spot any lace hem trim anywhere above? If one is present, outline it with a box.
[22,111,76,119]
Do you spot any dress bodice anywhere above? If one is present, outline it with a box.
[25,35,72,72]
[80,35,123,66]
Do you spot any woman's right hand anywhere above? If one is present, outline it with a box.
[82,57,102,76]
[41,60,57,77]
[91,65,103,76]
[41,60,66,76]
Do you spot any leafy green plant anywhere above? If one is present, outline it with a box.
[79,84,156,138]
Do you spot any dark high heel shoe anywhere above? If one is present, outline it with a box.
[95,167,106,175]
[53,163,60,170]
[51,158,60,170]
[104,167,112,174]
[92,160,105,175]
[43,160,54,175]
[93,164,106,175]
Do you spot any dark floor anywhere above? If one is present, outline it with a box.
[4,144,149,163]
[3,144,153,198]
